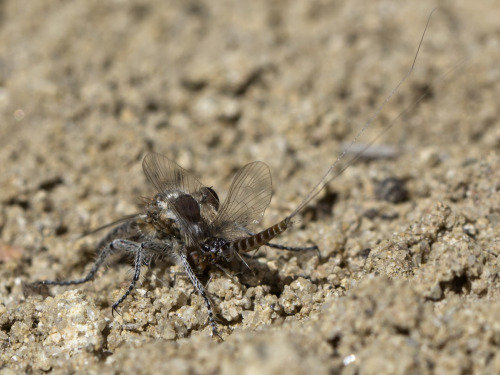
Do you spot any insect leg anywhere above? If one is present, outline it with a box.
[242,243,320,260]
[265,242,319,253]
[111,240,144,314]
[179,252,220,339]
[35,238,133,287]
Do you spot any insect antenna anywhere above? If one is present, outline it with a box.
[287,9,437,221]
[221,9,467,258]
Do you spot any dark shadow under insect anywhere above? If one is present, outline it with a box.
[31,153,317,338]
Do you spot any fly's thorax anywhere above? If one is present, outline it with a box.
[143,188,220,242]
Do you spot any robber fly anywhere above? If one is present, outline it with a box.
[31,12,435,338]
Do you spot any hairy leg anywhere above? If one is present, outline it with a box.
[179,252,220,339]
[111,240,145,314]
[266,242,319,253]
[33,238,136,287]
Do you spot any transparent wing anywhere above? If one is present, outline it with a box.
[211,161,272,238]
[143,153,203,197]
[142,153,205,240]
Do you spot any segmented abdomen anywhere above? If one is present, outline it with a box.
[230,217,291,253]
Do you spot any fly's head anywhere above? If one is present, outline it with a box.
[200,237,233,265]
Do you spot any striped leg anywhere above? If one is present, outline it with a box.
[266,242,319,254]
[179,252,221,339]
[111,240,144,315]
[35,238,136,288]
[242,243,320,262]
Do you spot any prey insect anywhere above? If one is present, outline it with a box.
[31,12,436,338]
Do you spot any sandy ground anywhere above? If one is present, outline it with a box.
[0,0,499,374]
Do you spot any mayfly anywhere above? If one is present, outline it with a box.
[31,12,436,338]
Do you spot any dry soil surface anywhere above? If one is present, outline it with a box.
[0,1,499,374]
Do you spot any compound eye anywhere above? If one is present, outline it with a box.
[201,186,220,211]
[173,194,201,223]
[201,243,210,254]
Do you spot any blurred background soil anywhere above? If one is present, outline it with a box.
[0,1,499,374]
